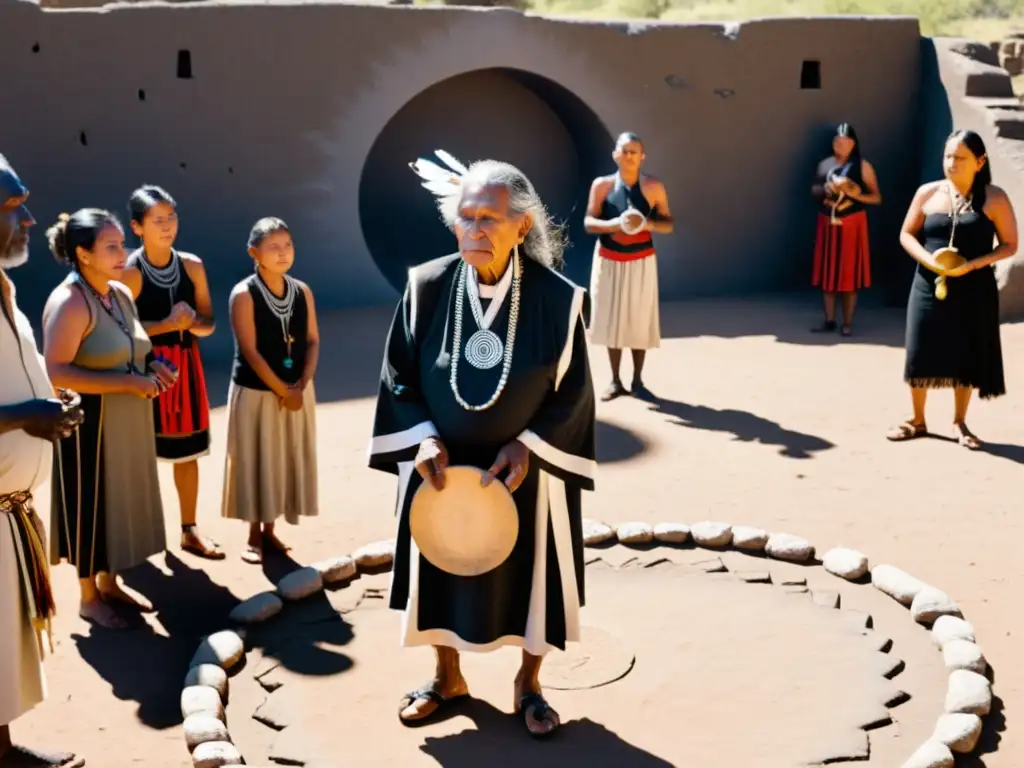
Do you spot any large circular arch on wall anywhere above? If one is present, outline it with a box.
[358,68,614,292]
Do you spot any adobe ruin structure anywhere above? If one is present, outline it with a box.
[0,2,1022,333]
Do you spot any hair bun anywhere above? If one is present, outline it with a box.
[46,215,72,265]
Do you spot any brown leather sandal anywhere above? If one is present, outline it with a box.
[886,420,927,442]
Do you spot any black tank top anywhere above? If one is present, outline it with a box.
[127,248,197,349]
[819,158,865,218]
[598,174,656,260]
[231,273,309,390]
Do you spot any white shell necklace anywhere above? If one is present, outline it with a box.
[449,250,521,412]
[252,271,299,370]
[138,249,181,305]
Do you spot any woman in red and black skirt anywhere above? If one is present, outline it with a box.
[810,123,882,336]
[122,185,224,559]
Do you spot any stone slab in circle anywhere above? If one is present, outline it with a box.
[872,564,927,606]
[932,712,983,754]
[932,616,975,648]
[191,631,245,670]
[354,540,395,569]
[652,522,690,544]
[540,625,635,691]
[582,519,615,545]
[690,521,732,547]
[616,522,654,545]
[183,665,228,702]
[278,567,324,601]
[900,740,954,768]
[765,532,814,562]
[183,713,230,751]
[822,547,869,580]
[731,525,769,551]
[229,591,284,623]
[944,669,992,715]
[192,740,244,767]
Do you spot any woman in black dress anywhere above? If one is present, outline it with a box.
[887,130,1018,448]
[372,153,596,737]
[122,185,223,560]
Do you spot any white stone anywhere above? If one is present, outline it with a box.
[652,522,689,544]
[616,522,654,545]
[228,591,283,624]
[353,539,395,569]
[192,741,243,767]
[190,631,244,670]
[943,640,987,674]
[932,712,983,753]
[932,616,976,648]
[911,587,962,624]
[690,521,732,547]
[944,669,992,715]
[822,547,869,580]
[871,564,927,606]
[183,713,230,751]
[181,686,225,721]
[313,555,357,584]
[183,665,228,701]
[277,567,324,601]
[900,740,954,768]
[731,526,768,550]
[765,533,814,562]
[582,519,615,545]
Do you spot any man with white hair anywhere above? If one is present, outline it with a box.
[0,154,85,768]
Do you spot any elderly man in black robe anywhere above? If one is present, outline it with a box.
[0,154,85,767]
[368,153,596,738]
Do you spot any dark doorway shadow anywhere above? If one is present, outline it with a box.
[419,700,674,767]
[595,419,647,464]
[647,396,834,459]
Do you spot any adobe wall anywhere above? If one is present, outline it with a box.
[918,37,1024,320]
[0,2,922,340]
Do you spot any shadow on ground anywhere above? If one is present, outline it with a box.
[657,293,909,349]
[71,548,354,731]
[419,702,674,768]
[647,396,835,459]
[595,420,647,464]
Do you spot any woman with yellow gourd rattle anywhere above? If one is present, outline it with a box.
[886,130,1018,449]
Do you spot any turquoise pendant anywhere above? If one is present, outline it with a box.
[283,358,294,370]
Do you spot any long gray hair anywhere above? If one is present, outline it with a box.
[437,160,566,270]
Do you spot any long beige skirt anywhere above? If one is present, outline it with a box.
[0,516,44,725]
[588,248,661,350]
[221,383,318,525]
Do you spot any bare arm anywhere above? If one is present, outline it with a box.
[970,187,1019,270]
[229,286,290,398]
[899,184,941,270]
[42,286,140,395]
[848,160,882,206]
[183,256,216,338]
[122,265,177,337]
[583,179,621,234]
[645,181,674,234]
[299,283,320,388]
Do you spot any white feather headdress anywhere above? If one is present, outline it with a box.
[409,149,469,198]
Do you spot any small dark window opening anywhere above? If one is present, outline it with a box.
[176,50,193,79]
[179,162,188,170]
[800,60,821,89]
[31,43,40,53]
[79,132,88,146]
[138,89,146,101]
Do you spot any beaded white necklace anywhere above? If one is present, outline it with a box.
[252,271,299,370]
[449,251,521,412]
[139,249,181,303]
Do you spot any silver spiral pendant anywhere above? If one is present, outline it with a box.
[464,329,504,370]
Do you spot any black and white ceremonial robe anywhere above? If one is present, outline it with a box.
[368,253,596,654]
